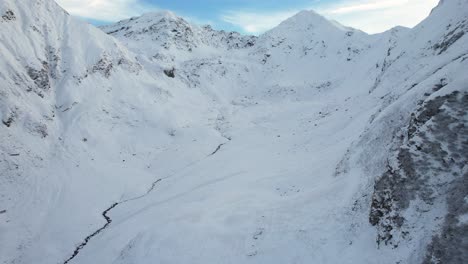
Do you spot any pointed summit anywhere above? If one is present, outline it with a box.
[262,9,366,41]
[281,10,334,28]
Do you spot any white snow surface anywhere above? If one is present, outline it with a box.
[1,0,467,263]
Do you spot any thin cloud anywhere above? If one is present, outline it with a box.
[182,15,215,28]
[221,0,439,35]
[55,0,159,22]
[319,0,439,33]
[221,10,297,34]
[57,0,440,34]
[325,0,409,14]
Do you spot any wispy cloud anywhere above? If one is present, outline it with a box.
[182,15,215,28]
[57,0,440,34]
[319,0,439,33]
[221,10,297,34]
[221,0,439,35]
[324,0,409,14]
[55,0,159,22]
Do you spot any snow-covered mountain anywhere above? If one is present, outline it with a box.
[100,11,256,66]
[1,0,467,264]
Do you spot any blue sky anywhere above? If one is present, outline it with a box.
[56,0,439,34]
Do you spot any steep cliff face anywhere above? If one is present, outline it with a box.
[369,90,467,252]
[363,1,468,259]
[1,0,467,264]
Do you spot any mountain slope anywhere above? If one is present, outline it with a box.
[91,2,468,263]
[1,0,467,264]
[100,11,256,66]
[0,1,221,263]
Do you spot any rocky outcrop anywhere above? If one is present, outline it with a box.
[433,19,467,55]
[27,61,50,97]
[369,91,468,260]
[2,10,15,21]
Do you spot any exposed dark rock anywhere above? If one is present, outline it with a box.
[27,61,50,95]
[433,21,467,54]
[46,46,61,79]
[432,78,448,92]
[435,31,465,54]
[103,14,257,52]
[2,10,16,21]
[77,54,141,81]
[423,170,468,264]
[33,123,48,138]
[369,91,468,250]
[316,81,332,90]
[92,57,113,78]
[163,67,176,78]
[2,116,14,127]
[407,91,456,138]
[262,54,271,64]
[168,129,176,136]
[2,110,17,127]
[107,26,130,35]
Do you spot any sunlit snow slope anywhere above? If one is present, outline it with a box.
[1,0,467,264]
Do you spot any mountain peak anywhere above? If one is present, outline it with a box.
[292,9,323,19]
[258,8,365,46]
[265,9,357,37]
[280,9,330,27]
[102,10,189,32]
[429,0,468,16]
[294,9,321,17]
[135,10,182,23]
[100,9,194,42]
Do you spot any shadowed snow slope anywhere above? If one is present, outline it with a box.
[1,0,467,264]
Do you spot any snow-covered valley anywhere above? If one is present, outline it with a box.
[1,0,467,263]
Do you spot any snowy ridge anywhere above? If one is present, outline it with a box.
[1,0,467,264]
[100,12,257,65]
